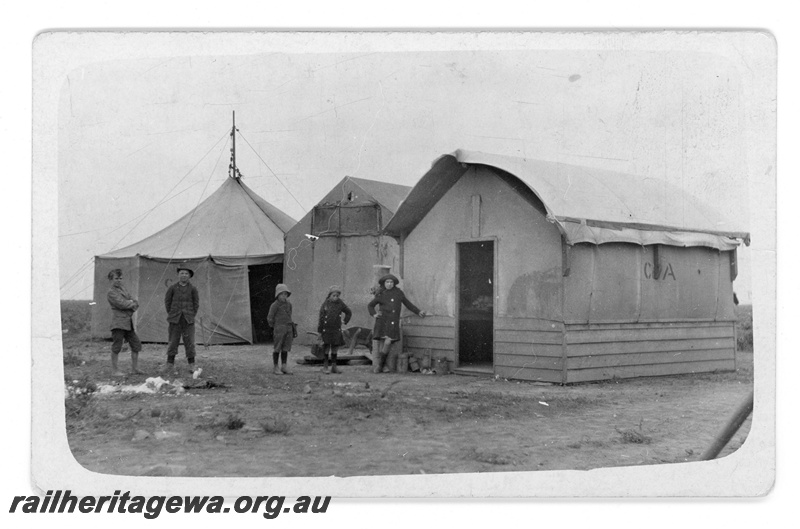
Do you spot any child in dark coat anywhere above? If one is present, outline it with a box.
[317,286,352,374]
[367,274,427,373]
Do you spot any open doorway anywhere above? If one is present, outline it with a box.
[457,241,494,368]
[248,263,283,343]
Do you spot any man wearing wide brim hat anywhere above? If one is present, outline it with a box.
[164,266,200,375]
[367,273,427,373]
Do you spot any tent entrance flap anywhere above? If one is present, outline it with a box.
[457,241,494,368]
[248,263,283,344]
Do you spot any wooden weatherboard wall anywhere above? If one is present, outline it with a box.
[402,316,455,363]
[563,321,735,383]
[493,317,565,383]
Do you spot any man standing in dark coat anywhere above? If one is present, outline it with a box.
[164,266,200,374]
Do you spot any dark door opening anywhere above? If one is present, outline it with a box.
[458,241,494,367]
[248,263,283,343]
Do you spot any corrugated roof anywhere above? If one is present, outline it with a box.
[101,177,296,259]
[385,150,749,249]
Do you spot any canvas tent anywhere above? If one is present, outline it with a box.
[283,176,411,344]
[385,150,749,383]
[91,176,296,345]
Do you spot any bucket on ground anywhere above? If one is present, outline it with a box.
[409,356,420,372]
[398,353,409,373]
[434,356,449,375]
[421,349,432,370]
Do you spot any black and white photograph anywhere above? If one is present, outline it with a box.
[30,28,775,505]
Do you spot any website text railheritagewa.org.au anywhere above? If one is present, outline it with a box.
[9,490,331,519]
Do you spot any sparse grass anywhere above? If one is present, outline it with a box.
[260,416,291,435]
[567,437,606,449]
[226,414,245,430]
[64,377,100,421]
[735,304,753,351]
[538,394,601,411]
[427,401,465,421]
[60,300,93,339]
[464,447,519,466]
[65,397,95,420]
[64,349,85,367]
[616,428,652,444]
[340,397,376,414]
[459,391,530,419]
[151,408,184,422]
[119,392,147,401]
[615,420,653,444]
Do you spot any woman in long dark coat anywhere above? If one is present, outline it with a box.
[367,274,427,373]
[317,285,352,374]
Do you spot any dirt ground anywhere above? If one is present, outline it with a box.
[63,336,754,478]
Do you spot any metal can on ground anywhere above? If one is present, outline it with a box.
[398,353,409,373]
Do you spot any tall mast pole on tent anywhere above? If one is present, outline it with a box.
[229,111,240,179]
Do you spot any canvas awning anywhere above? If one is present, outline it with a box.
[386,150,749,250]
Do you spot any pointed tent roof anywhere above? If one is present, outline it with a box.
[102,177,297,261]
[345,177,411,215]
[386,150,749,251]
[286,176,411,241]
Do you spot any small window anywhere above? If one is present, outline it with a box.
[311,204,380,236]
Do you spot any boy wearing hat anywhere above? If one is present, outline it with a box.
[267,283,295,375]
[367,274,427,373]
[106,269,143,376]
[164,266,200,375]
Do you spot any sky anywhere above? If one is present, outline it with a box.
[55,33,763,302]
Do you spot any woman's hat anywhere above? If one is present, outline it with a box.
[275,283,291,297]
[378,274,399,287]
[327,285,342,296]
[176,266,194,277]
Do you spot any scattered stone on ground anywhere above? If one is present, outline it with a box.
[132,429,150,441]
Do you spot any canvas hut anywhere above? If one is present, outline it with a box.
[91,175,296,345]
[283,176,411,344]
[384,150,750,383]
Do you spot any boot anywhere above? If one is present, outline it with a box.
[272,352,281,375]
[386,351,399,373]
[372,340,381,373]
[331,354,341,374]
[280,351,292,374]
[373,353,386,374]
[322,355,330,374]
[382,340,396,373]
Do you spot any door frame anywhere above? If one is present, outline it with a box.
[248,262,283,344]
[454,237,498,370]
